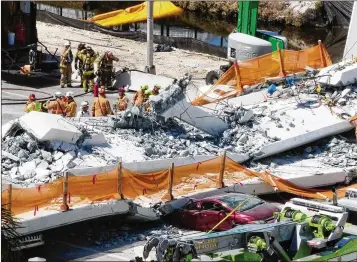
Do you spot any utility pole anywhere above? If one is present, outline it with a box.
[145,0,156,74]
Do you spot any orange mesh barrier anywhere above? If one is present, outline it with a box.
[4,179,63,215]
[259,171,357,200]
[121,168,170,199]
[192,43,332,106]
[4,156,356,216]
[67,170,119,206]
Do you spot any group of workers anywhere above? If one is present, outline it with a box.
[60,41,119,92]
[24,84,161,117]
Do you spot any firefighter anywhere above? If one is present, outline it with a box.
[74,43,86,87]
[24,94,41,113]
[44,92,66,116]
[96,51,119,89]
[60,41,73,88]
[144,85,161,100]
[65,92,77,117]
[133,85,148,105]
[77,101,91,117]
[79,46,99,92]
[113,87,129,112]
[92,87,113,117]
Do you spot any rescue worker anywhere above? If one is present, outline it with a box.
[76,101,91,117]
[44,92,66,116]
[96,51,119,89]
[65,92,77,117]
[60,41,73,88]
[144,85,161,100]
[133,85,148,105]
[74,43,86,87]
[92,87,113,117]
[113,87,129,112]
[24,94,41,113]
[350,115,357,142]
[78,46,99,92]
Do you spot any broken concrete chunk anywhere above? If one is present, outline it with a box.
[53,152,64,161]
[239,110,254,123]
[35,168,51,180]
[19,112,82,143]
[40,150,52,162]
[82,134,107,146]
[2,151,20,162]
[238,134,248,143]
[17,149,28,159]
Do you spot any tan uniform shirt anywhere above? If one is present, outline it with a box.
[92,96,112,117]
[46,99,66,115]
[66,100,77,117]
[115,96,129,111]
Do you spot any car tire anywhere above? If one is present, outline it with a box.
[205,70,220,85]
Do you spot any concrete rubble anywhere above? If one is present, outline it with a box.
[2,69,357,191]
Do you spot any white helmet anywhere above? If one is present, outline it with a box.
[55,91,62,98]
[66,91,74,97]
[64,41,71,47]
[81,101,89,107]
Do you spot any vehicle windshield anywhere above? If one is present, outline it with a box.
[218,195,264,211]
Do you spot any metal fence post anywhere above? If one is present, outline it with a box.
[318,40,327,67]
[117,161,124,199]
[234,60,243,93]
[8,184,12,212]
[217,151,226,188]
[61,172,69,211]
[277,43,286,77]
[168,163,174,201]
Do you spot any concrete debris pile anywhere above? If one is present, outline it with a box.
[148,74,191,115]
[218,106,276,157]
[250,136,357,172]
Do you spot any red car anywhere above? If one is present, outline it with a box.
[172,193,280,231]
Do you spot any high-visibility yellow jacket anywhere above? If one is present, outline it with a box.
[24,101,41,113]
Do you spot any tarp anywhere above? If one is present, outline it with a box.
[88,1,183,27]
[2,156,356,216]
[192,43,332,106]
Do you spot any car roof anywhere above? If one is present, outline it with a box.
[199,193,251,202]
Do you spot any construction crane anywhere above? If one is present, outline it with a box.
[142,198,357,262]
[205,1,288,85]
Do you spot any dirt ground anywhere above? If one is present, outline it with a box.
[36,21,227,80]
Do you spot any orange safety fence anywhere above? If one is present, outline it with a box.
[192,42,332,106]
[2,156,356,216]
[1,179,63,216]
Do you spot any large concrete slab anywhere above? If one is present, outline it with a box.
[318,62,357,86]
[161,97,229,136]
[253,101,354,159]
[19,112,82,143]
[343,2,357,60]
[16,200,131,235]
[69,153,249,176]
[114,70,174,92]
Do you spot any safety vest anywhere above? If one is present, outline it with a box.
[27,101,41,112]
